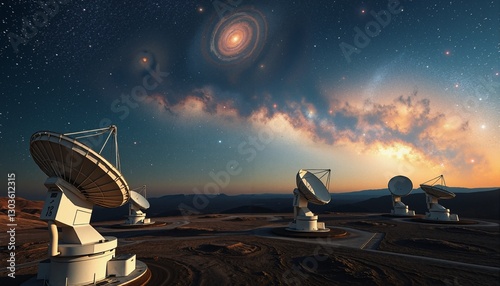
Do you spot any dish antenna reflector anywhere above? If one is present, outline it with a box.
[420,175,459,221]
[30,126,129,208]
[27,126,149,285]
[388,175,415,216]
[287,169,331,232]
[124,185,154,225]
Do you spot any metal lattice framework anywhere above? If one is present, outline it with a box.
[296,169,331,205]
[30,126,129,208]
[420,175,455,199]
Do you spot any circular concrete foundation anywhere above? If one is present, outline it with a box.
[109,221,168,229]
[411,218,478,225]
[272,227,348,238]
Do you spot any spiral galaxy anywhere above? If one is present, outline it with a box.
[207,9,267,66]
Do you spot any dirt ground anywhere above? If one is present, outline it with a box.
[1,213,499,285]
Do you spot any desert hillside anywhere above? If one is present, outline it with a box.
[0,197,46,231]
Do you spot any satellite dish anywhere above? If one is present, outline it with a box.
[388,175,415,216]
[287,169,331,232]
[130,190,150,210]
[420,185,455,199]
[296,169,331,205]
[388,175,413,197]
[124,185,154,225]
[28,126,149,285]
[420,175,459,221]
[30,129,129,208]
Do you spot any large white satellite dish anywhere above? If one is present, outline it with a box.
[131,189,150,209]
[124,185,154,225]
[30,128,129,208]
[420,175,459,221]
[26,126,149,285]
[287,169,331,232]
[388,175,415,216]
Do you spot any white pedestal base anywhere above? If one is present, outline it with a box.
[23,260,149,286]
[124,215,155,226]
[424,194,459,221]
[391,205,415,216]
[425,209,459,221]
[127,213,146,224]
[287,215,330,232]
[35,237,119,285]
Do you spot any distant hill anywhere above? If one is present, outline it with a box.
[333,187,499,203]
[2,188,499,224]
[0,197,46,230]
[335,189,500,220]
[92,193,292,221]
[0,197,44,217]
[91,188,499,221]
[221,205,276,214]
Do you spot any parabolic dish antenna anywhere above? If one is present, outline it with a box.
[388,175,413,197]
[124,185,154,226]
[420,175,459,221]
[25,126,149,286]
[387,175,415,216]
[287,169,331,232]
[296,169,331,205]
[420,185,455,199]
[130,190,150,209]
[30,129,129,208]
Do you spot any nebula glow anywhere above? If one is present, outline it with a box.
[2,1,499,198]
[133,50,156,73]
[208,9,267,66]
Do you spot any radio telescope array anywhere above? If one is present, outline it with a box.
[420,175,459,221]
[388,175,415,216]
[124,185,154,226]
[287,169,332,232]
[27,126,150,285]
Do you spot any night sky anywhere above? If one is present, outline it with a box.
[1,0,499,199]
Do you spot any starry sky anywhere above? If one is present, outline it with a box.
[1,0,499,199]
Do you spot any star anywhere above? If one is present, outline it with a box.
[307,110,315,119]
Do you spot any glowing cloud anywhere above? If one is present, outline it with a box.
[143,85,496,187]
